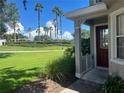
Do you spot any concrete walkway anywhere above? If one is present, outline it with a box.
[0,50,64,53]
[60,80,104,93]
[82,68,108,84]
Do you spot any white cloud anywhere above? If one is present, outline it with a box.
[45,20,74,40]
[24,27,45,41]
[6,20,74,41]
[5,22,24,34]
[62,31,73,40]
[46,20,56,39]
[46,20,54,28]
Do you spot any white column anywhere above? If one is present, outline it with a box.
[74,19,82,78]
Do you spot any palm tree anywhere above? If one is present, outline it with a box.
[35,3,43,41]
[9,3,19,42]
[23,0,27,10]
[12,13,19,42]
[53,19,57,38]
[44,26,49,40]
[28,27,32,41]
[52,6,59,39]
[49,26,53,39]
[58,9,64,39]
[16,24,21,42]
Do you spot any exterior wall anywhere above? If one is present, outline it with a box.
[70,0,124,78]
[108,1,124,79]
[0,42,2,46]
[110,62,124,79]
[0,40,6,46]
[90,25,95,66]
[88,0,124,79]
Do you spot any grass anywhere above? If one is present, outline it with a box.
[0,51,64,93]
[0,45,67,51]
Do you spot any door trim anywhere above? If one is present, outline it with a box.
[94,23,108,68]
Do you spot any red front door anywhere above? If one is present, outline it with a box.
[96,25,109,68]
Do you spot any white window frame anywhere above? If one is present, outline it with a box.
[93,0,102,5]
[110,7,124,64]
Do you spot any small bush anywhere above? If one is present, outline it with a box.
[104,76,124,93]
[47,47,75,82]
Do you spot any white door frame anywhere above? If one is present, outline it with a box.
[93,23,109,70]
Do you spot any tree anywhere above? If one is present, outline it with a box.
[0,1,19,40]
[58,8,64,39]
[0,0,7,38]
[28,27,32,41]
[0,0,6,7]
[49,26,53,39]
[52,6,60,39]
[35,3,43,41]
[3,33,27,42]
[44,26,49,40]
[16,24,21,41]
[53,19,57,38]
[81,29,90,55]
[8,3,19,42]
[23,0,27,10]
[81,29,90,39]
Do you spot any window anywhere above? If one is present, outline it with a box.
[96,0,102,3]
[90,0,103,6]
[100,29,109,49]
[117,14,124,59]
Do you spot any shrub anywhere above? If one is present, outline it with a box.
[6,41,72,47]
[104,76,124,93]
[81,38,90,55]
[47,47,75,82]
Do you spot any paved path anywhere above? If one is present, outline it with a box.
[0,50,64,53]
[60,79,104,93]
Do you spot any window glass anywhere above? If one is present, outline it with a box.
[100,29,109,49]
[117,14,124,59]
[90,0,102,6]
[117,37,124,59]
[117,14,124,35]
[96,0,102,3]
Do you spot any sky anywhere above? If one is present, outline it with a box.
[8,0,90,34]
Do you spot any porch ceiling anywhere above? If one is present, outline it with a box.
[85,15,108,25]
[65,2,108,19]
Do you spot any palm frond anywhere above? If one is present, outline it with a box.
[35,3,43,11]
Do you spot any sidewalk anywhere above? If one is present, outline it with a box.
[60,79,104,93]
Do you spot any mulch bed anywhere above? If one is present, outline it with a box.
[15,77,77,93]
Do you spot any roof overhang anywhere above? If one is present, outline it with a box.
[65,2,108,19]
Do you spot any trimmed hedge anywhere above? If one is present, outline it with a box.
[6,41,72,47]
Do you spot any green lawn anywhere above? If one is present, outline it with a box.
[0,50,64,93]
[0,45,67,51]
